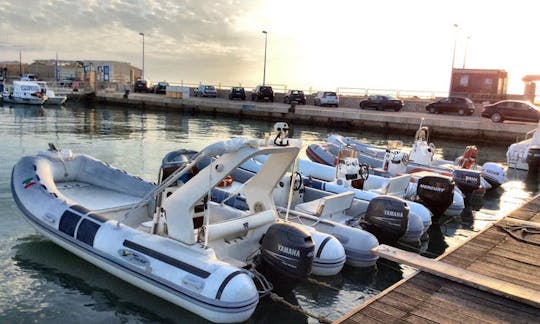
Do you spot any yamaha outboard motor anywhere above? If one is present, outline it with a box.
[526,146,540,175]
[364,196,410,244]
[258,223,314,291]
[416,175,454,222]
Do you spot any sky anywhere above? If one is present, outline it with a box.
[1,0,539,94]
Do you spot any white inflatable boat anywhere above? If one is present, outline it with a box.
[11,136,345,323]
[507,121,540,173]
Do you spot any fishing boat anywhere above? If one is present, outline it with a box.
[11,134,344,323]
[2,80,47,105]
[507,121,540,174]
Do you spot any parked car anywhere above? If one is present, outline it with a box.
[283,90,306,104]
[229,87,246,100]
[134,79,149,93]
[359,95,403,111]
[154,81,169,95]
[481,100,540,123]
[314,91,339,107]
[251,85,274,102]
[194,84,217,97]
[425,96,475,115]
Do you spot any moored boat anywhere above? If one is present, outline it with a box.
[2,81,47,105]
[11,136,337,323]
[507,121,540,174]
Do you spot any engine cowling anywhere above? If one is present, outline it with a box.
[526,146,540,175]
[416,175,454,220]
[259,223,315,291]
[452,169,481,194]
[364,196,410,244]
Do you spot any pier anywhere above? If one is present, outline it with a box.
[335,194,540,323]
[92,91,535,144]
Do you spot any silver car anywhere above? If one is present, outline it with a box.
[314,91,339,107]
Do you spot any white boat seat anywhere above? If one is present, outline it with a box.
[295,191,355,218]
[363,174,411,196]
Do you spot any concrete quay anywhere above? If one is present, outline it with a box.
[93,91,536,144]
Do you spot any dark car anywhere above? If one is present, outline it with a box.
[229,87,246,100]
[154,81,169,95]
[359,95,403,111]
[284,90,306,104]
[251,85,274,102]
[134,79,149,93]
[426,97,475,115]
[481,100,540,123]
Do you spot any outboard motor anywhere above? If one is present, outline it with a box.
[453,169,484,208]
[364,196,410,244]
[481,162,507,187]
[416,175,454,222]
[452,169,481,195]
[258,223,315,291]
[160,149,199,183]
[526,146,540,175]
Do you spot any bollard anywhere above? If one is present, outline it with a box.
[123,89,130,99]
[289,100,297,113]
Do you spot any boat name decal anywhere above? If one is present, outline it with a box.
[278,244,300,257]
[118,249,150,267]
[384,210,403,218]
[419,184,445,192]
[22,177,36,189]
[484,169,500,176]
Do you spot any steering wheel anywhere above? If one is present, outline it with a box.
[291,171,303,191]
[358,163,370,180]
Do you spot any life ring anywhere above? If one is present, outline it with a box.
[217,175,233,187]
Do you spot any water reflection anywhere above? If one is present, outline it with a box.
[11,236,205,323]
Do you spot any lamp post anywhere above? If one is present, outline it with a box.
[463,36,470,69]
[139,32,145,80]
[449,24,458,95]
[262,30,267,85]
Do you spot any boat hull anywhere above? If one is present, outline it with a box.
[2,94,46,105]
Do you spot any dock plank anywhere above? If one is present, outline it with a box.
[335,194,540,324]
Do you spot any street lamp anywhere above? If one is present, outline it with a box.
[139,32,145,80]
[449,24,458,95]
[451,24,458,69]
[463,36,470,69]
[262,30,267,85]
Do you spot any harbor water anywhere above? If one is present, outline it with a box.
[0,102,538,323]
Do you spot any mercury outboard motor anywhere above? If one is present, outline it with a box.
[416,175,454,221]
[258,223,315,291]
[364,196,410,244]
[526,146,540,175]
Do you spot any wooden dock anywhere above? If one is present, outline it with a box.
[335,194,540,323]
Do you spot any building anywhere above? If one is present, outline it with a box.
[450,68,508,102]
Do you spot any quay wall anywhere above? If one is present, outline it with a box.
[93,91,534,144]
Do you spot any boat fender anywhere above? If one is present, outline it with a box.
[216,175,233,187]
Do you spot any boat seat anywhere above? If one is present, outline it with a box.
[363,174,411,197]
[295,191,355,218]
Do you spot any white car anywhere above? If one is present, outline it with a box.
[194,85,217,97]
[314,91,339,107]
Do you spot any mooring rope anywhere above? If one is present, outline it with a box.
[495,223,540,246]
[269,292,332,324]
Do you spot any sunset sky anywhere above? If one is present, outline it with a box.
[1,0,539,94]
